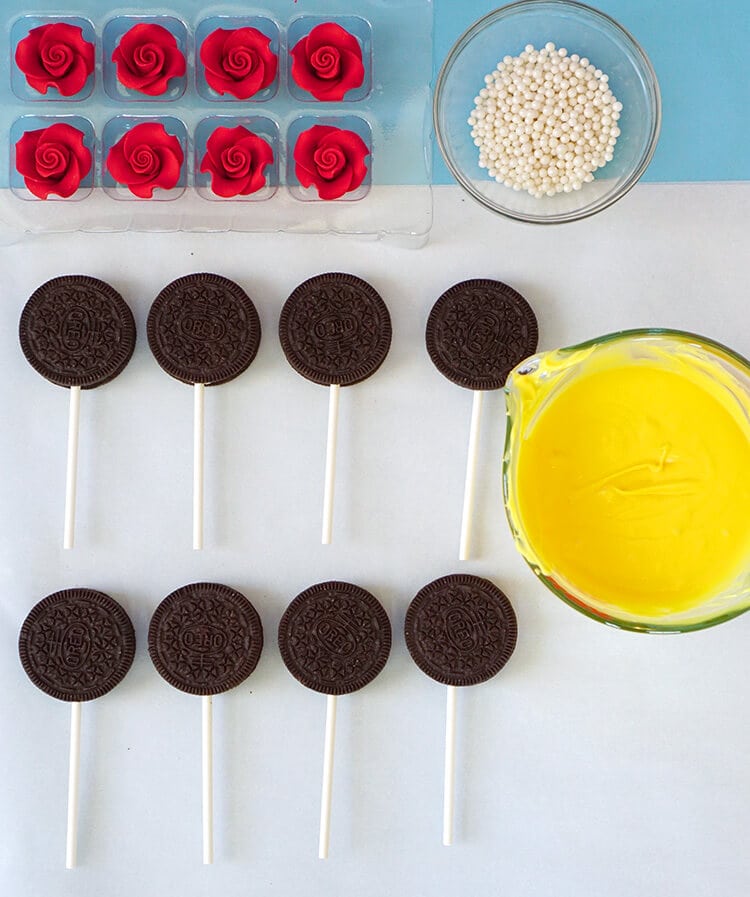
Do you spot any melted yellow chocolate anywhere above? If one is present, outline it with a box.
[507,337,750,618]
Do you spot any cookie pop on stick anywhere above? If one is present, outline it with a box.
[18,588,135,868]
[425,280,538,560]
[278,581,391,858]
[19,276,136,549]
[147,274,261,550]
[405,574,517,845]
[148,582,263,864]
[279,274,392,544]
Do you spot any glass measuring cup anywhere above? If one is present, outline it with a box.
[503,328,750,632]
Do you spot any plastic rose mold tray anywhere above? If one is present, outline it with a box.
[0,0,433,244]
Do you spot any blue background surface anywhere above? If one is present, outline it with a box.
[433,0,750,183]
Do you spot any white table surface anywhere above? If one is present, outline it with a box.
[1,183,749,897]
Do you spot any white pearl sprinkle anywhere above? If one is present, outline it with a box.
[468,42,621,197]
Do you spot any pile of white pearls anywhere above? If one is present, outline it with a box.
[468,43,622,198]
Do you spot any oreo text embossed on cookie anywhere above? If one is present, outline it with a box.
[19,276,136,549]
[425,278,538,391]
[405,574,517,687]
[279,273,392,544]
[148,581,263,864]
[19,588,135,702]
[405,573,517,846]
[19,587,135,868]
[147,273,261,386]
[278,580,391,858]
[279,272,391,387]
[148,582,263,696]
[147,273,261,549]
[20,275,136,389]
[425,279,538,560]
[278,580,391,695]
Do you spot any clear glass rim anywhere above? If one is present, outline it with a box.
[434,0,662,225]
[537,326,750,370]
[502,327,750,633]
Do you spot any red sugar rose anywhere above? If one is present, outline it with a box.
[294,125,369,200]
[200,27,278,99]
[15,22,95,97]
[106,122,184,198]
[112,23,186,96]
[290,22,365,101]
[200,126,274,197]
[15,123,92,199]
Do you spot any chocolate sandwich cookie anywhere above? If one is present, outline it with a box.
[19,275,136,388]
[278,581,391,695]
[147,273,261,385]
[18,588,135,702]
[279,273,391,386]
[425,279,538,390]
[148,582,263,696]
[404,574,517,687]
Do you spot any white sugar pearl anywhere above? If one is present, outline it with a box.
[469,44,620,197]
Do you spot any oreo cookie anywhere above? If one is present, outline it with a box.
[18,588,135,702]
[425,279,538,390]
[279,273,391,386]
[278,581,391,695]
[19,275,136,389]
[148,582,263,696]
[404,574,517,687]
[147,273,261,385]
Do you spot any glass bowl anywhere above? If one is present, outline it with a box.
[502,329,750,632]
[434,0,661,224]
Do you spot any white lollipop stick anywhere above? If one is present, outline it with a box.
[63,386,81,550]
[442,685,457,846]
[193,383,205,551]
[202,695,213,864]
[65,701,81,869]
[318,694,338,859]
[321,384,340,545]
[459,390,484,561]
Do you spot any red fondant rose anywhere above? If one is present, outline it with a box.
[106,122,184,198]
[294,125,369,200]
[112,23,186,96]
[15,123,92,199]
[200,27,278,99]
[15,22,95,97]
[200,126,274,197]
[290,22,365,101]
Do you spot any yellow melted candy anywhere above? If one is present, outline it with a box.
[506,336,750,619]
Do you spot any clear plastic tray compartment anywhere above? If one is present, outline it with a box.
[286,114,372,202]
[10,15,97,102]
[0,1,433,244]
[102,115,188,199]
[195,15,281,103]
[10,114,95,199]
[102,15,189,102]
[195,114,279,201]
[286,15,373,103]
